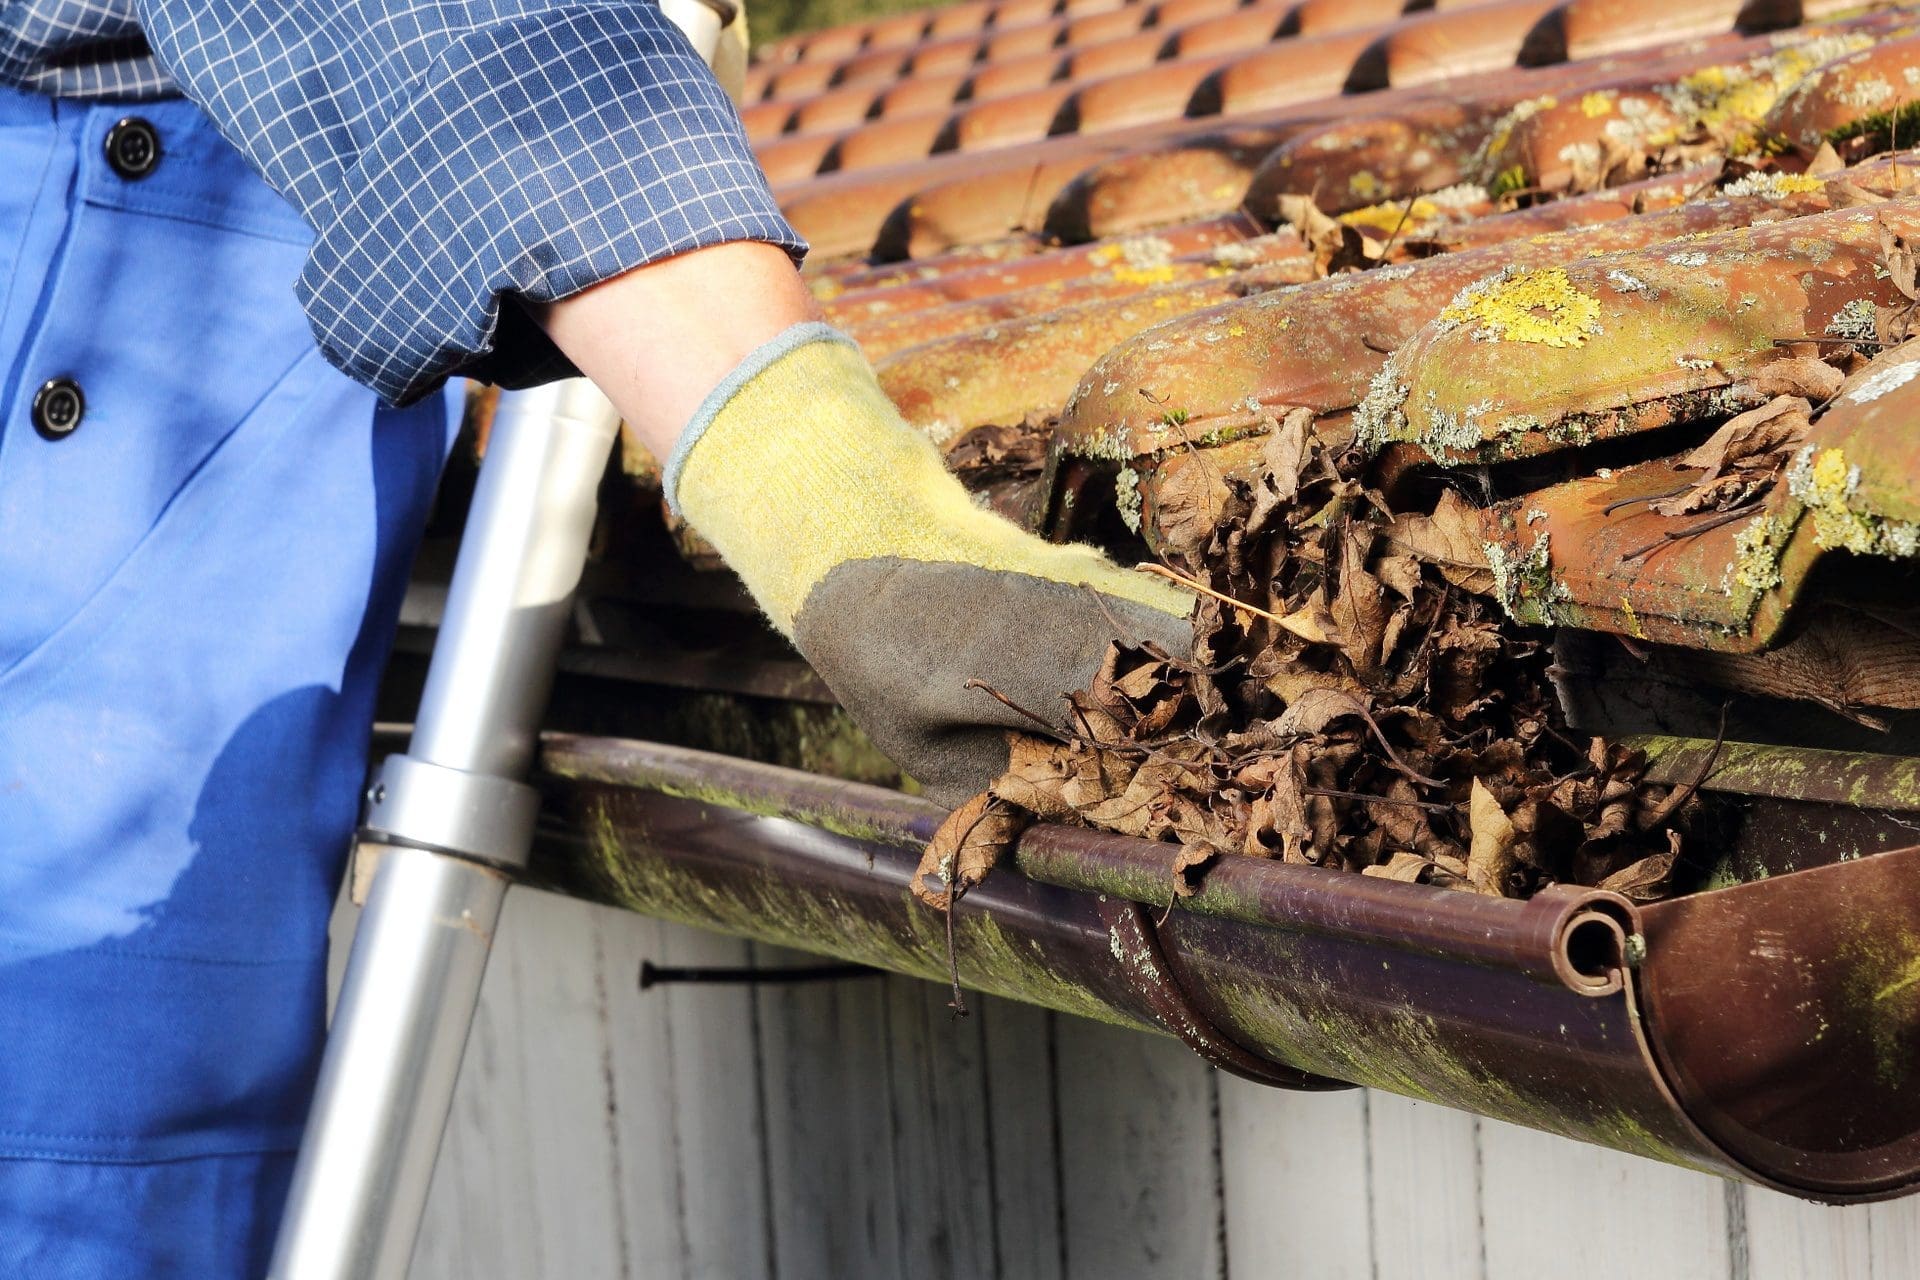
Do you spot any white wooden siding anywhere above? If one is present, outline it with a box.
[330,888,1917,1278]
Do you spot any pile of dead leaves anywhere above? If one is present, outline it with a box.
[914,410,1695,913]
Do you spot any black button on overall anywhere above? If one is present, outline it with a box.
[105,117,161,180]
[32,378,84,438]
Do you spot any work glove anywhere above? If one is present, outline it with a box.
[666,323,1194,805]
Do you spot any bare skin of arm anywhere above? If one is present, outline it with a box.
[532,240,820,458]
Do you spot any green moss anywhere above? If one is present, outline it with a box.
[1835,922,1920,1090]
[1824,99,1920,151]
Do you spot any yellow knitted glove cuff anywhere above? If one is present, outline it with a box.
[668,324,1191,635]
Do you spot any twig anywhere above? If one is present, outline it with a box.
[1374,193,1421,261]
[1305,785,1454,814]
[964,678,1065,736]
[1155,887,1181,928]
[1136,562,1292,627]
[1639,703,1727,831]
[1602,481,1693,515]
[945,885,970,1018]
[1621,502,1762,562]
[1319,688,1447,790]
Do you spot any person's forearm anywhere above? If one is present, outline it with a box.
[533,241,820,461]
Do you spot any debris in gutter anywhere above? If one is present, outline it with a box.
[927,418,1693,907]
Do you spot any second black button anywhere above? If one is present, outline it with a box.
[32,379,85,439]
[105,117,161,180]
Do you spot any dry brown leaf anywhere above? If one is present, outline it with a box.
[1263,408,1312,507]
[1149,461,1229,562]
[1653,396,1810,517]
[1597,851,1676,901]
[1275,194,1382,276]
[1881,220,1919,302]
[1466,778,1518,897]
[1375,554,1423,601]
[1808,142,1846,177]
[912,792,1031,909]
[1749,358,1843,403]
[1362,851,1432,882]
[1331,527,1391,681]
[989,733,1082,823]
[1277,686,1365,736]
[943,419,1050,480]
[1674,396,1809,472]
[1381,490,1496,594]
[1170,842,1219,897]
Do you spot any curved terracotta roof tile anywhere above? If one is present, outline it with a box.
[861,10,940,51]
[1065,5,1157,44]
[781,133,1122,257]
[1161,1,1296,57]
[999,0,1071,25]
[926,0,1000,38]
[787,82,889,136]
[1766,33,1920,153]
[1188,27,1386,115]
[965,48,1070,97]
[1244,99,1515,217]
[789,25,867,64]
[1523,0,1721,65]
[823,213,1257,312]
[833,45,922,88]
[1151,0,1254,28]
[1057,27,1169,77]
[981,20,1069,59]
[913,35,1001,75]
[1346,0,1564,91]
[869,144,1130,256]
[826,112,956,169]
[940,82,1082,149]
[764,59,842,100]
[1287,0,1480,36]
[755,129,846,185]
[1054,51,1241,132]
[1043,123,1316,239]
[1363,202,1916,465]
[878,269,1302,441]
[874,70,978,118]
[738,99,794,140]
[846,240,1310,361]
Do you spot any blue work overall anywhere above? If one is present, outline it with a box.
[0,86,458,1275]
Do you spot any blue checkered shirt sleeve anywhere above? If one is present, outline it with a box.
[134,0,806,403]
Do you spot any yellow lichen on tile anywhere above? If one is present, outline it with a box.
[1787,444,1920,557]
[1112,264,1177,286]
[1580,91,1617,118]
[1719,170,1826,199]
[1439,267,1604,348]
[1618,596,1647,639]
[1338,198,1440,234]
[1348,170,1385,201]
